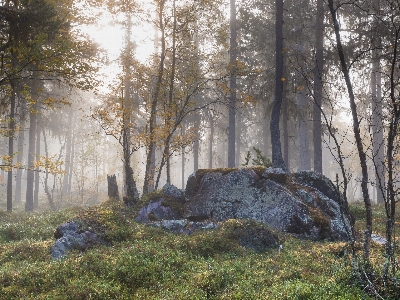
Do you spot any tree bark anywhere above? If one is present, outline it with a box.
[42,128,55,211]
[67,128,74,196]
[270,0,286,170]
[371,10,385,204]
[228,0,237,168]
[34,112,41,208]
[25,102,37,212]
[62,111,72,195]
[193,113,200,172]
[236,108,241,166]
[313,0,324,174]
[181,122,185,189]
[297,84,311,171]
[294,8,311,171]
[328,0,372,262]
[166,0,177,185]
[282,74,289,169]
[383,18,399,281]
[143,0,166,194]
[7,82,16,212]
[14,116,25,204]
[209,113,214,169]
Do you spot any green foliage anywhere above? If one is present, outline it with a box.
[243,147,272,168]
[0,209,79,242]
[0,202,385,299]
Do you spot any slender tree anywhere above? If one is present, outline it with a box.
[228,0,237,168]
[14,114,25,203]
[33,112,41,207]
[25,96,37,212]
[6,82,16,212]
[143,0,166,195]
[270,0,286,170]
[313,0,324,174]
[328,0,372,262]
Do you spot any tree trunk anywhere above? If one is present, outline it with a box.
[7,83,16,212]
[236,108,241,166]
[67,128,74,196]
[62,111,72,195]
[282,76,289,169]
[270,0,286,170]
[371,22,385,204]
[42,128,55,211]
[313,0,324,174]
[34,112,41,208]
[181,123,185,189]
[294,13,311,171]
[297,85,311,171]
[193,113,200,172]
[15,117,26,204]
[143,0,166,194]
[107,174,119,199]
[25,103,37,212]
[166,0,177,185]
[209,114,214,169]
[383,18,399,281]
[228,0,237,168]
[328,0,372,262]
[263,102,271,159]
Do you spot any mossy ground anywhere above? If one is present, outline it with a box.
[1,198,399,299]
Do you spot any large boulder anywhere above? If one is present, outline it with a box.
[184,167,353,241]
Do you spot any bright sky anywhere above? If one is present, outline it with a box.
[80,7,155,93]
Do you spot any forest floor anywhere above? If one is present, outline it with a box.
[0,195,398,299]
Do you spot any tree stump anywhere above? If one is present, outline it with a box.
[107,174,119,200]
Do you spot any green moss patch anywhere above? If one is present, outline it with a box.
[0,201,389,299]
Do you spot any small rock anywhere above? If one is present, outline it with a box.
[51,221,104,259]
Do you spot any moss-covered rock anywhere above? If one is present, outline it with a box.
[135,184,185,223]
[184,168,352,241]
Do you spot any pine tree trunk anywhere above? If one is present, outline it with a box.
[143,1,166,194]
[228,0,237,168]
[193,114,200,172]
[295,13,311,171]
[7,83,16,212]
[42,128,55,211]
[297,88,311,171]
[328,0,372,262]
[67,129,74,196]
[209,115,214,169]
[62,112,72,195]
[34,112,41,208]
[236,109,241,166]
[282,81,289,170]
[270,0,286,170]
[15,117,26,204]
[25,104,37,212]
[383,13,399,280]
[313,0,324,174]
[181,123,185,189]
[371,24,385,204]
[166,0,176,185]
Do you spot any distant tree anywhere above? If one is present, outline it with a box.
[0,0,98,211]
